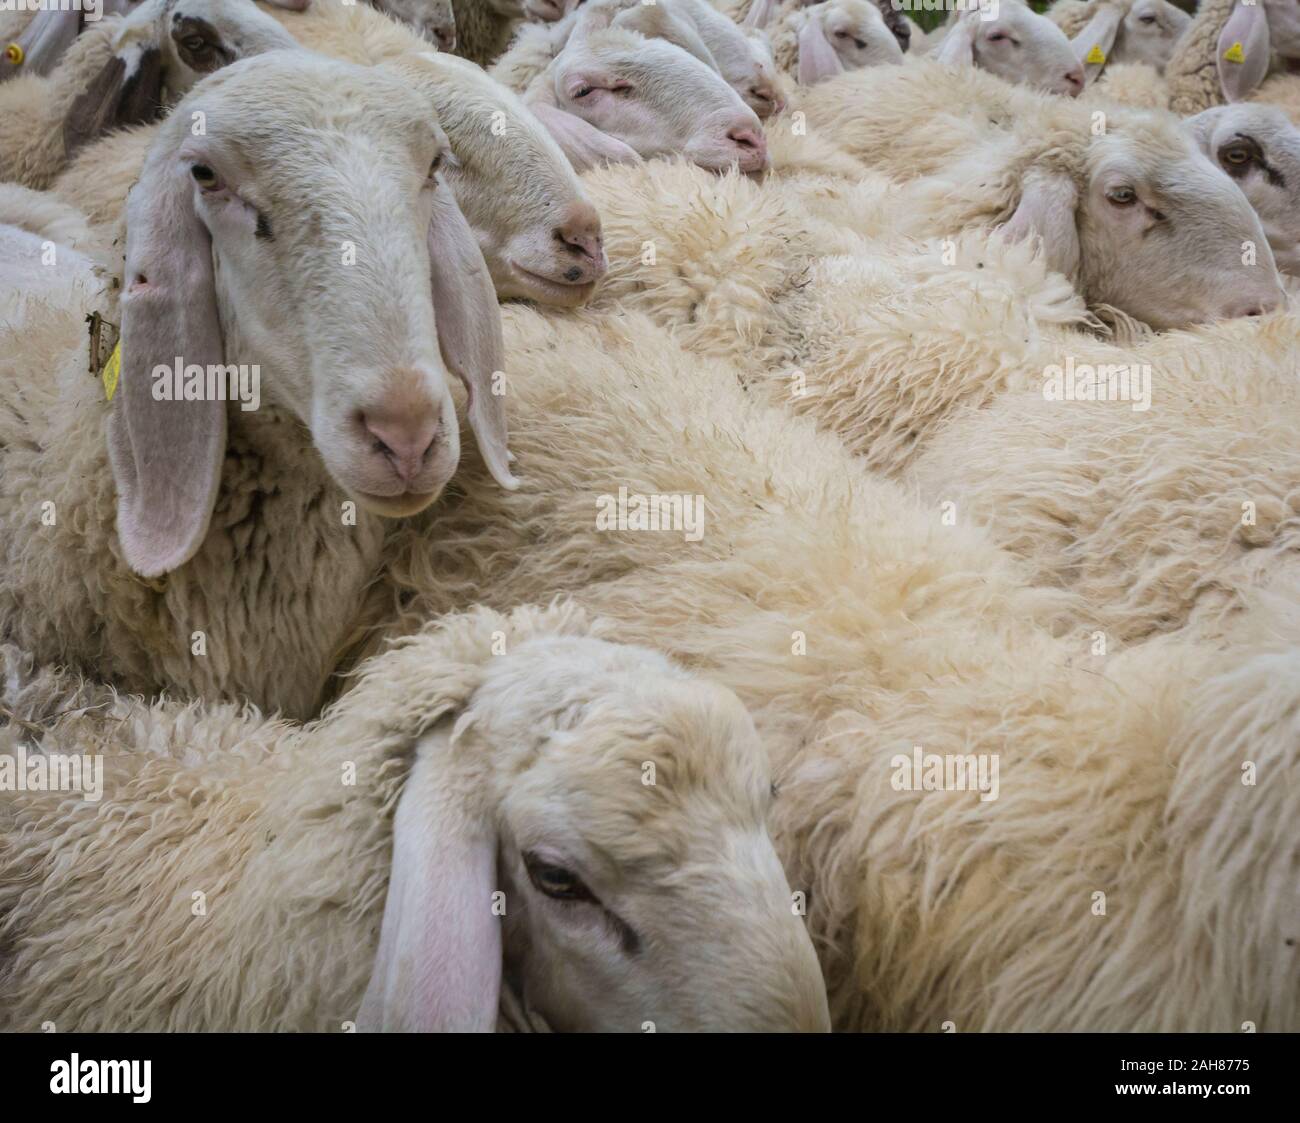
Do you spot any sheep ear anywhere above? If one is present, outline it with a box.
[1217,0,1270,104]
[798,17,844,86]
[1070,4,1124,81]
[1,8,80,80]
[613,2,719,70]
[935,15,978,67]
[64,44,166,161]
[1000,170,1081,283]
[358,723,502,1032]
[427,179,518,490]
[527,101,644,171]
[744,0,779,30]
[108,142,226,579]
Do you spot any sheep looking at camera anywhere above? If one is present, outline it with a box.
[0,53,517,719]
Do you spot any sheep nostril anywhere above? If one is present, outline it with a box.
[361,410,440,484]
[728,127,760,152]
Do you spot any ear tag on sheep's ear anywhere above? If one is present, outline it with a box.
[1224,41,1246,64]
[101,344,122,402]
[1085,44,1106,65]
[3,42,22,66]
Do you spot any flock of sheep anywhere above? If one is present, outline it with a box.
[0,0,1297,1033]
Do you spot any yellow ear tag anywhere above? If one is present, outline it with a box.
[102,342,121,402]
[1223,41,1246,64]
[1085,44,1106,65]
[3,42,23,66]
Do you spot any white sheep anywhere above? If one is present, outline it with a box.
[1165,0,1300,115]
[907,311,1300,646]
[373,0,457,49]
[1190,103,1300,276]
[0,51,516,720]
[0,0,300,189]
[50,24,612,308]
[1052,0,1191,78]
[349,304,1300,1031]
[763,0,904,86]
[923,0,1086,96]
[0,603,830,1031]
[523,17,769,172]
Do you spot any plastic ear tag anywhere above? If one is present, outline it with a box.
[1223,41,1246,64]
[3,43,22,66]
[1085,44,1106,65]
[102,343,121,402]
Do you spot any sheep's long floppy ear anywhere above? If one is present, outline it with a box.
[527,101,644,170]
[358,721,501,1032]
[0,9,79,81]
[935,15,979,67]
[1000,169,1081,283]
[1217,0,1270,103]
[798,17,844,86]
[108,139,226,578]
[1070,3,1123,82]
[64,44,165,161]
[427,180,519,490]
[744,0,779,30]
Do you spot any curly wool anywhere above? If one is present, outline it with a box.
[1164,0,1237,114]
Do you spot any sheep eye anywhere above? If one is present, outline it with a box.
[190,163,218,188]
[428,154,442,177]
[1106,186,1137,206]
[523,852,596,903]
[1139,14,1157,24]
[988,31,1007,41]
[183,35,207,52]
[1223,146,1252,165]
[834,29,849,38]
[573,85,593,98]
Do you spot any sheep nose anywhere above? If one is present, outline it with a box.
[1063,66,1085,96]
[1229,291,1282,319]
[362,405,440,484]
[555,202,607,275]
[727,125,769,170]
[431,23,456,51]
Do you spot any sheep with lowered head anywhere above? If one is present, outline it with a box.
[924,0,1086,97]
[0,603,831,1032]
[1190,103,1300,276]
[0,52,518,720]
[373,0,457,49]
[1052,0,1191,76]
[763,0,904,86]
[354,305,1299,1030]
[522,16,770,171]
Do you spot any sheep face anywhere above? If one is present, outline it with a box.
[112,54,516,575]
[1117,0,1191,72]
[525,0,581,20]
[145,0,302,98]
[940,4,1085,97]
[808,0,905,73]
[391,52,607,306]
[1191,105,1300,277]
[374,0,457,51]
[476,638,831,1032]
[544,30,770,172]
[1074,128,1287,327]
